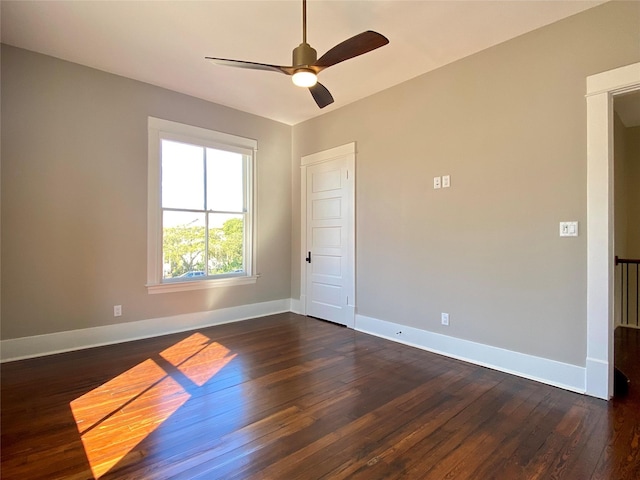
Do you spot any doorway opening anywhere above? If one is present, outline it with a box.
[612,91,640,398]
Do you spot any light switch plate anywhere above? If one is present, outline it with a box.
[442,175,450,188]
[560,221,578,237]
[434,176,441,189]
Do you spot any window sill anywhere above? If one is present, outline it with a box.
[146,275,258,294]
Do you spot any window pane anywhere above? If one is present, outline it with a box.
[207,213,244,274]
[162,140,204,210]
[206,148,244,212]
[162,211,206,280]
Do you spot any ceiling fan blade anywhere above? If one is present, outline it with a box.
[309,82,334,109]
[314,31,389,70]
[205,57,295,75]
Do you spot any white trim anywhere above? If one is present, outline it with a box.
[355,314,586,394]
[146,117,257,293]
[585,357,609,400]
[2,304,588,393]
[147,275,258,294]
[586,62,640,399]
[290,297,304,315]
[300,143,356,328]
[300,142,355,166]
[0,299,289,362]
[148,117,258,151]
[586,63,640,98]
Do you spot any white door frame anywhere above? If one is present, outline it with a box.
[300,142,356,327]
[586,62,640,399]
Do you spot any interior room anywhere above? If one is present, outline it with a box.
[2,1,639,478]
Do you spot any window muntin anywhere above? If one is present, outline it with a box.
[147,117,256,293]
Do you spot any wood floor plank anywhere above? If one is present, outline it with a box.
[403,379,542,480]
[2,313,640,479]
[318,368,499,479]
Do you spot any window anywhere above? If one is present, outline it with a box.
[147,117,257,293]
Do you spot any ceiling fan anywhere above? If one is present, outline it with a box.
[205,0,389,109]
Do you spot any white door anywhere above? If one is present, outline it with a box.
[304,148,354,327]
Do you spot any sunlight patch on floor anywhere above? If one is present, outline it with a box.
[70,333,236,479]
[160,332,236,386]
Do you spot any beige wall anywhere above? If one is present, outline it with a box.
[614,114,640,260]
[613,113,639,326]
[1,45,292,339]
[623,125,640,258]
[614,113,630,259]
[292,1,640,366]
[2,1,639,369]
[614,115,640,327]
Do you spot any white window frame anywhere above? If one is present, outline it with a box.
[147,117,257,294]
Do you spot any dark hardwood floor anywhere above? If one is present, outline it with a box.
[2,313,639,479]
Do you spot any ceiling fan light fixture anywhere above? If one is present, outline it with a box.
[292,69,317,87]
[206,0,388,108]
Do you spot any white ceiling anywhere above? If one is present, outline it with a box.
[1,0,607,125]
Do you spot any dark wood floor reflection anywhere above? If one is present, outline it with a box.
[2,313,639,479]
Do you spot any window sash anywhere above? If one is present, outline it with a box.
[147,117,257,293]
[160,209,248,280]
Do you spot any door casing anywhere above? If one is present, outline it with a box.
[586,62,640,399]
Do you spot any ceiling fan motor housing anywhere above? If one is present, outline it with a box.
[292,42,318,70]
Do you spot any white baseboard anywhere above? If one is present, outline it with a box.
[0,303,592,396]
[0,299,291,362]
[290,297,304,315]
[346,305,355,328]
[355,314,587,395]
[585,357,610,399]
